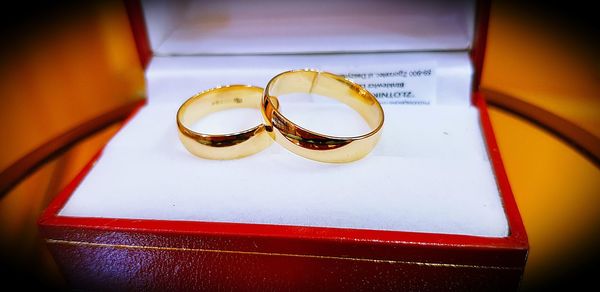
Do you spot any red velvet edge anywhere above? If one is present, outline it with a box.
[123,0,151,69]
[471,0,491,96]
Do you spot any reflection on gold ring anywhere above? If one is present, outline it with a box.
[262,69,384,163]
[177,85,278,160]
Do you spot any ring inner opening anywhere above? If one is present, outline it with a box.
[268,71,383,136]
[182,87,263,134]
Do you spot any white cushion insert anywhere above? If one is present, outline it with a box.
[59,102,508,237]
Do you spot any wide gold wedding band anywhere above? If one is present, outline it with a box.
[262,69,384,163]
[177,85,278,160]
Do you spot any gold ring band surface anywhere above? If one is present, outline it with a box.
[177,85,277,160]
[262,69,384,163]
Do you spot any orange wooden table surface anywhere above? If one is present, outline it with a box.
[482,2,600,289]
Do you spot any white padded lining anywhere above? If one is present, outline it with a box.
[59,52,508,237]
[146,52,473,106]
[142,0,475,55]
[59,102,507,237]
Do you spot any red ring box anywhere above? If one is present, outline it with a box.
[39,0,528,290]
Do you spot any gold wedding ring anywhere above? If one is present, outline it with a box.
[262,69,384,163]
[177,85,278,160]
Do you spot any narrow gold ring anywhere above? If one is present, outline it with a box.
[177,85,278,160]
[262,69,384,163]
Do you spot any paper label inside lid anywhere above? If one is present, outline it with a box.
[340,62,437,105]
